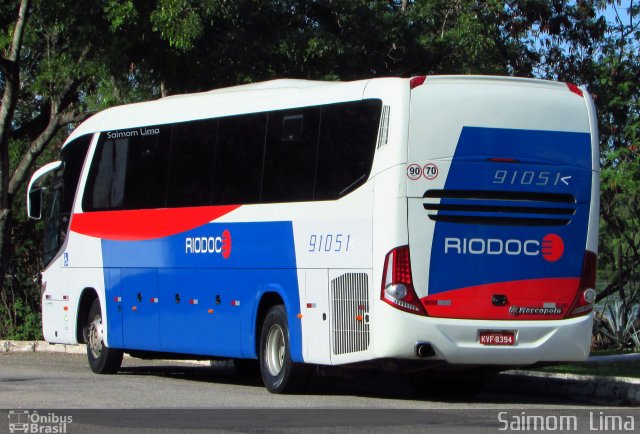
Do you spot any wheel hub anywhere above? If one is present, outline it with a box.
[266,324,285,376]
[88,317,103,358]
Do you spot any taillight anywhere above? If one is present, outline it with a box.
[410,76,427,89]
[565,251,597,318]
[381,246,427,316]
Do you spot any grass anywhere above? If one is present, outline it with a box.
[535,363,640,378]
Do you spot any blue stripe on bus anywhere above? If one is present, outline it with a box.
[428,127,592,296]
[101,221,303,361]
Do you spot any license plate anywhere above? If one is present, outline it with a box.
[479,330,515,346]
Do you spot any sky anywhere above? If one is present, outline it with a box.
[602,1,633,27]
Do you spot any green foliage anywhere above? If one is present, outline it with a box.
[592,3,640,306]
[103,0,138,32]
[594,298,640,351]
[1,185,44,341]
[0,297,42,340]
[150,0,213,49]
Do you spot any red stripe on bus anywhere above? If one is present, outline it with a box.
[421,277,580,320]
[70,205,240,241]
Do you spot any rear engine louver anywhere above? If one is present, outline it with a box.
[330,273,370,355]
[423,190,576,226]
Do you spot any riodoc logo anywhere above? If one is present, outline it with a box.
[444,233,564,262]
[540,233,564,262]
[185,229,232,259]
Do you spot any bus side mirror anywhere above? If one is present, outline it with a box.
[28,188,43,220]
[26,160,63,220]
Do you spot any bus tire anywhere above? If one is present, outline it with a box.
[84,299,123,374]
[259,305,310,394]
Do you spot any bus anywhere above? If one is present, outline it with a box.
[27,75,599,394]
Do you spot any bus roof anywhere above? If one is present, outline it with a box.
[63,75,581,147]
[64,78,356,146]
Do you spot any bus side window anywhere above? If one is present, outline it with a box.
[167,119,216,207]
[124,126,171,210]
[42,177,63,266]
[315,100,381,200]
[212,113,266,205]
[83,136,128,211]
[60,135,91,216]
[261,108,320,203]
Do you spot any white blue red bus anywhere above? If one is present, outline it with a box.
[27,76,599,394]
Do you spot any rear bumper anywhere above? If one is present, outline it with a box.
[372,301,592,365]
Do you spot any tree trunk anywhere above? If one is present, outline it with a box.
[0,0,31,300]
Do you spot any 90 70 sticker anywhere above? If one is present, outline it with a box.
[407,164,422,180]
[423,163,438,180]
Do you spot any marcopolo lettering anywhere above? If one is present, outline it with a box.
[509,305,563,316]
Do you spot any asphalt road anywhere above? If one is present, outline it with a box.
[1,352,637,433]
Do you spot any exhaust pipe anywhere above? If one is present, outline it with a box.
[415,342,436,358]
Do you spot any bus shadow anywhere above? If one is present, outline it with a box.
[118,362,264,388]
[116,361,606,407]
[307,368,600,406]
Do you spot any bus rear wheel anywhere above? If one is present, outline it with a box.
[84,299,123,374]
[259,305,310,394]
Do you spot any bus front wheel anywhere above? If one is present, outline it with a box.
[259,305,310,393]
[84,299,123,374]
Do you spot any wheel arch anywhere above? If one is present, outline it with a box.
[76,287,99,343]
[252,291,285,358]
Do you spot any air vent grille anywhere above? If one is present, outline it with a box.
[330,273,370,355]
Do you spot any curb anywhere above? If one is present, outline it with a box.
[488,370,640,406]
[0,340,211,365]
[0,340,86,355]
[586,352,640,364]
[3,340,639,404]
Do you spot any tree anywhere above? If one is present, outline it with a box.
[0,0,159,336]
[595,1,639,301]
